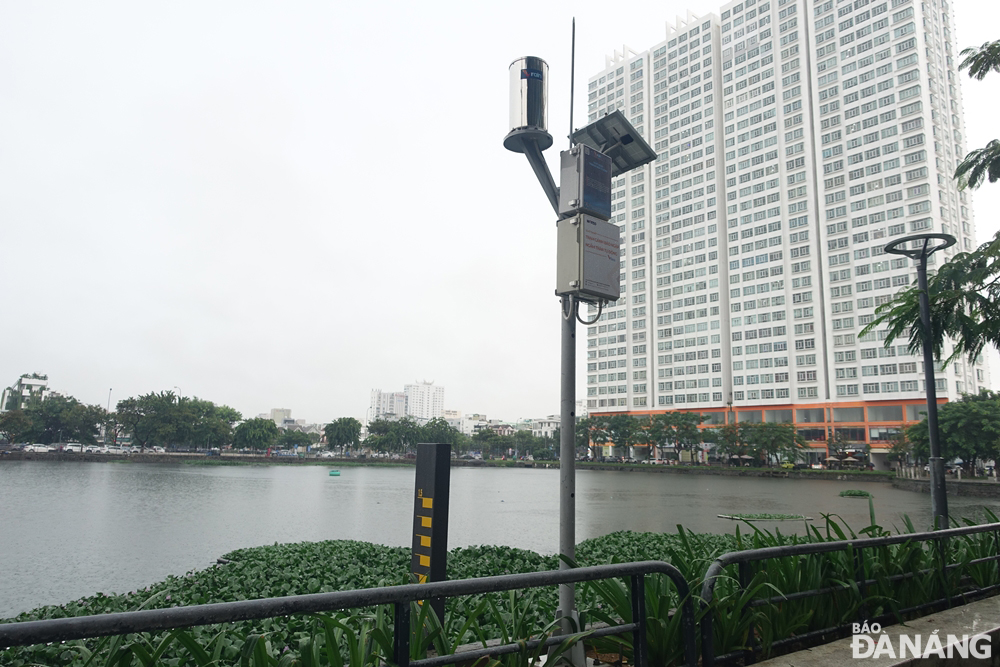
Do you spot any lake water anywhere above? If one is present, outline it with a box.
[1,460,996,618]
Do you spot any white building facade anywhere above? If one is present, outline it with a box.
[585,0,987,465]
[370,389,407,421]
[404,381,445,421]
[2,374,56,412]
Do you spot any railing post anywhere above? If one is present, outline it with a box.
[738,561,756,665]
[699,563,720,667]
[394,601,410,667]
[630,574,647,667]
[852,545,869,624]
[678,586,698,667]
[937,535,951,609]
[994,530,1000,586]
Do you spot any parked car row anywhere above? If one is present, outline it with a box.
[9,443,167,455]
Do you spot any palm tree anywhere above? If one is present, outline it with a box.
[862,232,1000,366]
[955,140,1000,190]
[959,40,1000,80]
[955,40,1000,189]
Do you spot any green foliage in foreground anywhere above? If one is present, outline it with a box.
[3,512,1000,667]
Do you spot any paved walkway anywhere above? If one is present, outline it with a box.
[755,595,1000,665]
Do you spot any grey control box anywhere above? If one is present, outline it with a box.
[558,145,612,220]
[555,214,621,304]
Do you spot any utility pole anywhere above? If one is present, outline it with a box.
[503,38,656,661]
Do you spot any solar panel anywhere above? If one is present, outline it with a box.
[570,110,658,177]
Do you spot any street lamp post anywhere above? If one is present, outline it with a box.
[884,233,956,529]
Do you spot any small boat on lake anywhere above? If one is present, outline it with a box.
[329,470,340,477]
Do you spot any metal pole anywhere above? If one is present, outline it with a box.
[558,296,578,640]
[917,254,948,529]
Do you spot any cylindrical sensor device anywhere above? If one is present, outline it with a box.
[504,56,553,153]
[508,56,548,133]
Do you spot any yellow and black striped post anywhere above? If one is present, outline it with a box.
[410,442,451,621]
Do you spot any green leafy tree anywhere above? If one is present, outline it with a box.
[674,412,706,460]
[183,398,242,449]
[23,395,105,445]
[325,417,362,454]
[494,433,516,458]
[708,421,747,461]
[421,417,462,448]
[886,430,911,467]
[647,413,677,460]
[742,422,804,466]
[574,417,593,458]
[647,412,705,460]
[364,418,393,453]
[0,410,34,444]
[907,390,1000,472]
[604,414,637,457]
[233,417,279,451]
[278,429,312,449]
[116,392,179,449]
[586,417,610,457]
[365,417,421,454]
[628,415,654,458]
[511,429,536,457]
[554,417,598,459]
[472,426,499,458]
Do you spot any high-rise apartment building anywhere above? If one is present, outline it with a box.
[369,383,445,424]
[404,381,445,422]
[370,389,406,421]
[584,0,988,467]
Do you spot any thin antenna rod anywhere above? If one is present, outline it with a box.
[569,18,576,148]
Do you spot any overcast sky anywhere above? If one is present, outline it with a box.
[2,1,998,425]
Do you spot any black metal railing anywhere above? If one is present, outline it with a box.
[698,521,1000,666]
[0,561,697,667]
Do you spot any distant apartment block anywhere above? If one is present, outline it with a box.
[1,374,59,412]
[369,382,445,423]
[369,389,407,421]
[584,0,986,468]
[404,381,445,421]
[532,416,561,439]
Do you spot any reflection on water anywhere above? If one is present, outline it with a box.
[1,461,996,617]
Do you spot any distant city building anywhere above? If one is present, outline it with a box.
[486,420,515,437]
[269,408,292,428]
[442,409,462,432]
[532,416,561,440]
[370,389,406,422]
[459,413,488,436]
[369,383,445,423]
[255,409,323,437]
[1,373,59,412]
[404,381,445,421]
